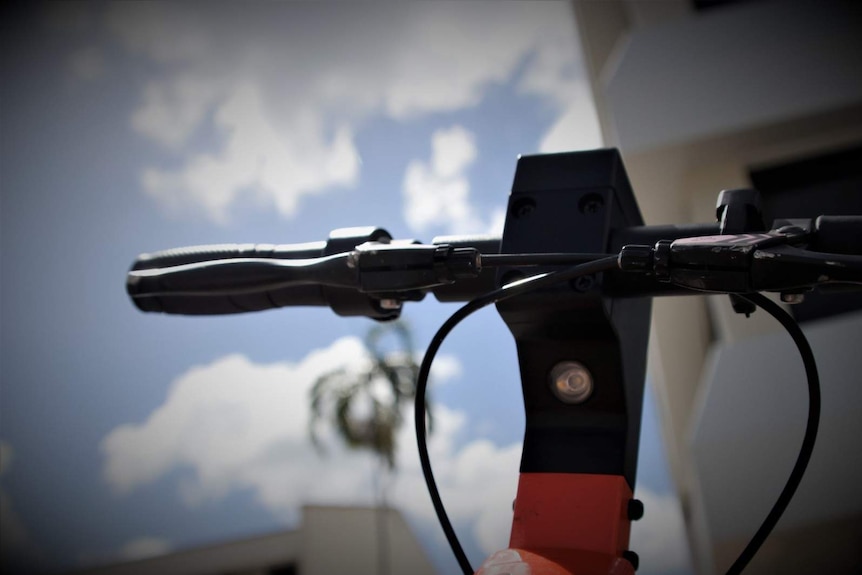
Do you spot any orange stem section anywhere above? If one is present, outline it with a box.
[475,473,635,575]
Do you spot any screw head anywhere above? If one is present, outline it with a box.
[622,550,639,571]
[578,193,605,215]
[572,274,595,292]
[378,299,401,310]
[510,197,536,219]
[781,292,805,304]
[549,361,593,404]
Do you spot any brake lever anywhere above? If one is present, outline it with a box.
[620,225,862,295]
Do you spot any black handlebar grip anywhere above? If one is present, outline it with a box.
[131,242,327,271]
[129,242,330,315]
[130,285,328,315]
[127,228,400,320]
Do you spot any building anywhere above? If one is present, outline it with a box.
[572,1,862,573]
[68,506,438,575]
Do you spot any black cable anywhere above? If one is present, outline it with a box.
[480,252,611,267]
[414,256,620,575]
[725,293,821,575]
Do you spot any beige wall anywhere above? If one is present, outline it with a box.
[66,506,436,575]
[573,1,862,573]
[300,506,436,575]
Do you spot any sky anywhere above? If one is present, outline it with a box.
[1,3,692,574]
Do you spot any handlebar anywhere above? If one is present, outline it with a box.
[128,243,334,316]
[127,216,862,318]
[123,147,862,575]
[128,227,401,319]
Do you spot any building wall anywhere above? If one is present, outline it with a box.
[299,506,437,575]
[573,1,862,573]
[66,506,436,575]
[67,531,301,575]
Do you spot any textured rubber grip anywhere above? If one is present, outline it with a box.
[131,242,327,271]
[129,242,329,315]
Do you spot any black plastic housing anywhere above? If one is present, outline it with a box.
[494,149,652,488]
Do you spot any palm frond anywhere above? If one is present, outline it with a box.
[307,320,433,469]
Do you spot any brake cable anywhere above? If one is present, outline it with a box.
[725,293,820,575]
[415,260,820,575]
[415,256,620,575]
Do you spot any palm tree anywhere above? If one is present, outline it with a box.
[308,320,432,469]
[308,320,432,575]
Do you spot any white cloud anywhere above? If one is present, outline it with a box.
[131,74,222,151]
[403,125,492,234]
[401,126,508,236]
[140,84,360,223]
[102,339,369,502]
[516,8,604,153]
[101,341,691,566]
[100,338,521,556]
[432,126,478,179]
[118,537,172,561]
[375,4,561,120]
[100,340,464,509]
[102,337,688,572]
[94,3,598,224]
[486,207,508,237]
[423,353,462,385]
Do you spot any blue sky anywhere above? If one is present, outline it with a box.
[1,3,691,574]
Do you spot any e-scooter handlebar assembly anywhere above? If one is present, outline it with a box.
[127,215,862,318]
[124,149,862,575]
